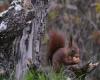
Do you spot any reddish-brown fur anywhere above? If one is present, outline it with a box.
[0,4,9,12]
[47,30,80,72]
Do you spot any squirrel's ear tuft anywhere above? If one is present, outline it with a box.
[68,34,73,48]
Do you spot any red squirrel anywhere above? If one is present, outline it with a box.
[47,30,80,72]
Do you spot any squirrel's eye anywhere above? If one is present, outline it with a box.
[71,49,75,53]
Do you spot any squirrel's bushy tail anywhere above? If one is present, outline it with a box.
[47,30,65,63]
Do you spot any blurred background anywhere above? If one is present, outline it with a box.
[47,0,100,80]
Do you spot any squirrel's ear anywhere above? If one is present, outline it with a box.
[68,34,73,48]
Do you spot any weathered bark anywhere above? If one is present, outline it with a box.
[15,0,48,80]
[0,0,48,80]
